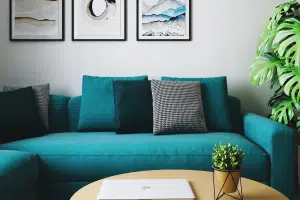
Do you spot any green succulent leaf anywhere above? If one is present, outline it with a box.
[278,66,300,102]
[271,98,295,125]
[250,54,283,85]
[212,143,245,171]
[273,18,300,67]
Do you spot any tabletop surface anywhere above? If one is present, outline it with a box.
[71,170,288,200]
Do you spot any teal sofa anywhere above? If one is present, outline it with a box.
[0,95,296,200]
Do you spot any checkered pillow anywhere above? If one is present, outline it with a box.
[151,80,207,134]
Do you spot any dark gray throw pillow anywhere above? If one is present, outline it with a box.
[3,84,50,130]
[151,80,207,135]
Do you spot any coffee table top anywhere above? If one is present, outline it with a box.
[71,170,288,200]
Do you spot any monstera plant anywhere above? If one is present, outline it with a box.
[250,0,300,131]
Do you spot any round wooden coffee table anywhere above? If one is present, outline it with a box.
[71,170,288,200]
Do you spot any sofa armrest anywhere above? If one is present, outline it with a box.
[243,113,296,199]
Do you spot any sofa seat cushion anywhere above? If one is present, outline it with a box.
[0,150,38,195]
[0,132,269,182]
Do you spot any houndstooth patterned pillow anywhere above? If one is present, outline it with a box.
[3,84,50,130]
[151,80,207,135]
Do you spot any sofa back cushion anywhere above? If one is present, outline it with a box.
[48,95,71,133]
[228,96,242,133]
[68,96,81,132]
[46,95,241,133]
[78,75,148,132]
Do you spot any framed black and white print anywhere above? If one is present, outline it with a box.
[137,0,191,41]
[10,0,65,41]
[72,0,127,41]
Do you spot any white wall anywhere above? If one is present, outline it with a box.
[0,0,289,115]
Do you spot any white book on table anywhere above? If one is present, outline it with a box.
[98,179,195,200]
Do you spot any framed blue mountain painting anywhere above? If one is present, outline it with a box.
[137,0,191,41]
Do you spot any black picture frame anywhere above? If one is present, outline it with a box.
[137,0,192,41]
[9,0,65,42]
[72,0,127,41]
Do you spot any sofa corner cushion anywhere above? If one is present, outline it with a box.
[78,75,148,132]
[0,150,39,191]
[0,132,269,182]
[161,76,232,132]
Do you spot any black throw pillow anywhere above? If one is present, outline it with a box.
[113,80,153,134]
[0,87,45,143]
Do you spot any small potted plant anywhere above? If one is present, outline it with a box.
[212,143,245,193]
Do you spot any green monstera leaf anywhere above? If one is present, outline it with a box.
[267,2,296,31]
[279,66,300,102]
[250,54,283,85]
[257,31,277,56]
[258,1,299,55]
[273,18,300,67]
[271,98,295,125]
[268,87,286,107]
[252,1,300,131]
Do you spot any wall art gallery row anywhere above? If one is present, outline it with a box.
[9,0,191,41]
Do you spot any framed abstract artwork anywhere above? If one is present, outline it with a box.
[72,0,127,41]
[137,0,191,41]
[10,0,65,41]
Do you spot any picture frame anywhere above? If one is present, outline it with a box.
[10,0,65,41]
[72,0,127,41]
[137,0,191,41]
